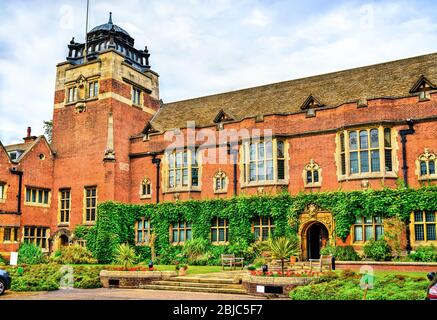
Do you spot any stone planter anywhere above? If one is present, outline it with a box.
[100,270,177,289]
[242,274,319,297]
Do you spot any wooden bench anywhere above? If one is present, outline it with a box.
[309,254,333,272]
[221,254,244,270]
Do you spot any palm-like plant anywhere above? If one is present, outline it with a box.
[269,236,300,276]
[114,243,137,270]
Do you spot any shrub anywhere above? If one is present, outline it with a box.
[409,245,437,262]
[0,253,7,265]
[183,238,210,265]
[289,273,428,300]
[51,245,98,264]
[320,245,360,261]
[134,246,152,263]
[268,236,300,275]
[6,264,62,291]
[73,266,104,289]
[18,243,44,265]
[363,240,392,261]
[113,243,137,270]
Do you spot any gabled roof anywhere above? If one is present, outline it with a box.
[4,136,54,163]
[409,75,436,93]
[151,52,437,131]
[213,109,236,123]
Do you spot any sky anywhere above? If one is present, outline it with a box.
[1,0,437,144]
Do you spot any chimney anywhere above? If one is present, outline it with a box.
[23,127,37,143]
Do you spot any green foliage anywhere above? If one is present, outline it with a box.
[290,272,428,300]
[73,266,104,289]
[18,243,44,265]
[409,245,437,262]
[5,264,62,291]
[50,245,98,264]
[88,187,437,263]
[269,235,300,274]
[183,238,210,265]
[363,240,392,261]
[320,245,361,261]
[0,253,7,266]
[113,243,137,270]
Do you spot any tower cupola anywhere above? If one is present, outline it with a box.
[66,12,151,72]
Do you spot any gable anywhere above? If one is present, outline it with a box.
[409,75,436,93]
[300,95,324,110]
[213,109,236,123]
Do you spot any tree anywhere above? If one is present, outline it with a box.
[43,120,53,143]
[268,236,300,276]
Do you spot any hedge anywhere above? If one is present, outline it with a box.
[75,186,437,263]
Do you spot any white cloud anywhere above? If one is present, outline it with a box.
[243,8,271,27]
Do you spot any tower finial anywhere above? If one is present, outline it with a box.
[109,12,113,24]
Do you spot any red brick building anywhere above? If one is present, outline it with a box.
[1,14,436,259]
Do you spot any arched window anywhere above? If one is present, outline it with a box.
[417,148,437,180]
[140,178,152,198]
[213,170,227,193]
[303,159,322,187]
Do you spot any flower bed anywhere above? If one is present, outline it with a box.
[249,270,321,278]
[107,266,157,272]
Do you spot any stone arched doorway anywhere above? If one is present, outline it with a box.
[50,228,72,252]
[297,204,335,261]
[305,222,329,259]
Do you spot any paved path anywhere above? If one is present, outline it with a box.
[0,288,269,300]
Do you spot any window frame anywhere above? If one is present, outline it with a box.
[67,86,78,103]
[88,81,99,98]
[170,221,193,245]
[140,178,152,199]
[213,171,228,194]
[132,87,142,106]
[24,187,51,207]
[84,186,97,224]
[164,148,200,192]
[2,227,19,243]
[412,210,437,243]
[252,216,275,242]
[417,149,437,181]
[23,226,49,251]
[59,189,71,225]
[337,126,396,181]
[303,159,322,188]
[352,215,384,243]
[135,218,154,246]
[240,138,288,187]
[210,217,229,244]
[0,182,6,202]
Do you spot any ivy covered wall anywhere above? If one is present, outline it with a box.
[76,187,437,263]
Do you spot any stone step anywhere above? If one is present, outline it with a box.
[151,280,243,289]
[168,277,241,284]
[139,284,247,295]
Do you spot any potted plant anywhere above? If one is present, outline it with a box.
[269,236,300,276]
[175,264,188,276]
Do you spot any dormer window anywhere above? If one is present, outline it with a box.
[301,95,324,117]
[410,75,436,101]
[132,87,141,105]
[213,109,235,130]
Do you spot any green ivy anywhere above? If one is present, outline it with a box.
[83,186,437,263]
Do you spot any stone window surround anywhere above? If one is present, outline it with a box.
[169,221,192,245]
[0,182,7,203]
[336,126,398,182]
[416,148,437,181]
[58,189,71,226]
[23,226,50,252]
[83,186,97,225]
[303,159,322,188]
[351,215,384,244]
[135,218,154,246]
[240,138,289,188]
[252,216,275,242]
[140,178,152,199]
[24,186,51,208]
[1,226,19,244]
[210,217,229,244]
[213,170,228,194]
[410,211,437,244]
[162,148,201,193]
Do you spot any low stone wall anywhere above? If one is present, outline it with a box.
[336,261,437,272]
[100,270,177,289]
[242,274,319,297]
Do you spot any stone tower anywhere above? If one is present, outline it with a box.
[50,13,159,232]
